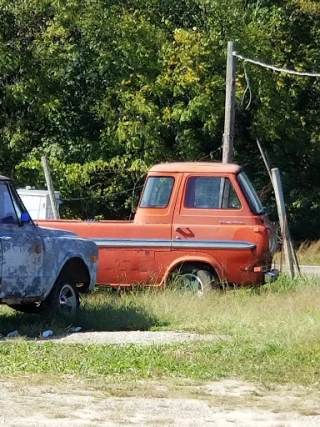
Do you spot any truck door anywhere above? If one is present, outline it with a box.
[0,181,44,300]
[172,173,243,243]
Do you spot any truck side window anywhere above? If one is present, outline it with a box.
[0,182,19,224]
[140,177,174,208]
[185,177,241,209]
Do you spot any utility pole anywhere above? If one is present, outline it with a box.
[41,156,60,220]
[222,41,237,164]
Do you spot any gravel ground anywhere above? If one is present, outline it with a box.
[1,376,320,426]
[48,330,224,345]
[2,330,320,426]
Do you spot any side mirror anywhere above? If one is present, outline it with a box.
[20,212,31,223]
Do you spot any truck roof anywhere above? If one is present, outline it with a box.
[149,162,242,174]
[0,175,9,181]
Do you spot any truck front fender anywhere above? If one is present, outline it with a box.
[40,231,98,297]
[42,251,97,300]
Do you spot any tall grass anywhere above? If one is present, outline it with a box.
[0,276,320,385]
[275,240,320,265]
[296,240,320,265]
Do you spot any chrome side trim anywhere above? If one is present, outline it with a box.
[93,239,171,248]
[172,240,255,250]
[92,238,255,251]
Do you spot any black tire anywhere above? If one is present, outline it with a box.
[7,303,42,315]
[171,264,218,296]
[42,277,80,316]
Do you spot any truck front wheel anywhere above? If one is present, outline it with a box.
[43,277,80,316]
[172,264,218,296]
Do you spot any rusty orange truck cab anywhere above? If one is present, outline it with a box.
[37,162,278,293]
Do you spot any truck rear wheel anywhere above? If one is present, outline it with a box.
[172,264,218,296]
[43,277,80,316]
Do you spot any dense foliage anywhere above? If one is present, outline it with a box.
[0,0,319,239]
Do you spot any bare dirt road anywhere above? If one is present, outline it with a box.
[1,377,320,426]
[1,331,320,426]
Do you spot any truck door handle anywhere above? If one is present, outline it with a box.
[174,227,195,238]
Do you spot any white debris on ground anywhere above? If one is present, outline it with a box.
[41,330,53,338]
[6,330,19,338]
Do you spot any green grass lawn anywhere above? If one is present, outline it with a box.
[1,276,320,387]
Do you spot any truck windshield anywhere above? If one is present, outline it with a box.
[237,172,264,215]
[0,181,20,224]
[140,176,174,208]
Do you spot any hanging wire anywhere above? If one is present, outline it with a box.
[241,61,252,110]
[197,145,223,161]
[234,52,320,77]
[62,184,145,201]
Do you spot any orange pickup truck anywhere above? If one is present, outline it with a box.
[37,162,278,294]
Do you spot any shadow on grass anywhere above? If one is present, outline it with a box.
[75,301,168,332]
[0,292,168,339]
[0,308,68,339]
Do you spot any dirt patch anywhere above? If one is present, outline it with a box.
[0,377,320,426]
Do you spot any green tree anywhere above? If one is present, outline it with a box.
[0,0,319,238]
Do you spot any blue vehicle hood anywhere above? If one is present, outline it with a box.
[37,225,79,238]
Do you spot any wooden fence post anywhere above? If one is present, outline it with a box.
[271,168,295,278]
[41,156,60,220]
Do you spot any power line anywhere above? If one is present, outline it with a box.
[62,184,145,201]
[234,52,320,78]
[197,145,222,161]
